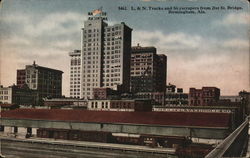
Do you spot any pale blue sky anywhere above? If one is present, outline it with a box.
[0,0,249,95]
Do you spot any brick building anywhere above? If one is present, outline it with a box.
[165,84,188,106]
[188,87,220,106]
[16,69,26,88]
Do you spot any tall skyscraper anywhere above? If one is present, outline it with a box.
[81,13,132,99]
[69,50,81,98]
[130,44,167,93]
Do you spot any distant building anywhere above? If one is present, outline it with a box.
[0,104,19,111]
[87,99,152,112]
[69,50,81,98]
[16,69,26,88]
[165,84,188,106]
[239,91,250,115]
[43,98,87,109]
[81,15,132,99]
[0,86,12,104]
[16,62,63,105]
[130,44,167,93]
[93,87,120,99]
[135,92,165,105]
[0,85,35,105]
[220,96,241,102]
[188,87,220,106]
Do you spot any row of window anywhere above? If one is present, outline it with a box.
[84,29,100,33]
[83,56,99,60]
[104,31,121,36]
[70,71,80,74]
[70,81,80,84]
[83,84,99,87]
[105,41,121,45]
[105,26,122,32]
[70,67,81,70]
[70,78,80,81]
[104,50,121,54]
[83,42,99,47]
[70,74,80,77]
[70,93,80,98]
[83,47,99,51]
[0,91,9,94]
[70,88,80,92]
[0,96,9,100]
[82,79,98,82]
[83,38,99,43]
[103,55,120,59]
[190,93,215,97]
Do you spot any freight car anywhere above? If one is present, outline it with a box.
[139,134,192,148]
[37,128,69,139]
[68,130,114,143]
[37,128,114,143]
[112,133,192,148]
[37,128,191,148]
[112,133,141,145]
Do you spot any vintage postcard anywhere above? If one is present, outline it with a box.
[0,0,249,157]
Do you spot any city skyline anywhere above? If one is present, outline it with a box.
[0,0,249,96]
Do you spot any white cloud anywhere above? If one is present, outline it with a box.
[214,12,250,26]
[222,38,249,50]
[1,12,87,37]
[5,35,31,45]
[24,12,86,37]
[0,13,30,24]
[133,31,202,53]
[52,40,75,49]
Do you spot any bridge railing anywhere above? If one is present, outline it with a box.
[205,116,249,158]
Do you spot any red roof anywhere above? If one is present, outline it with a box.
[1,109,231,128]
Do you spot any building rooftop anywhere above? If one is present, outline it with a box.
[1,109,231,128]
[26,61,63,73]
[131,44,156,53]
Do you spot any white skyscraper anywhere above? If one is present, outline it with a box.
[81,15,132,99]
[69,50,81,98]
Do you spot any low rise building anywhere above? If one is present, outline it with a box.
[0,85,35,106]
[0,104,19,111]
[165,84,188,106]
[189,87,220,106]
[87,99,152,112]
[0,86,12,104]
[134,92,165,105]
[43,98,87,109]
